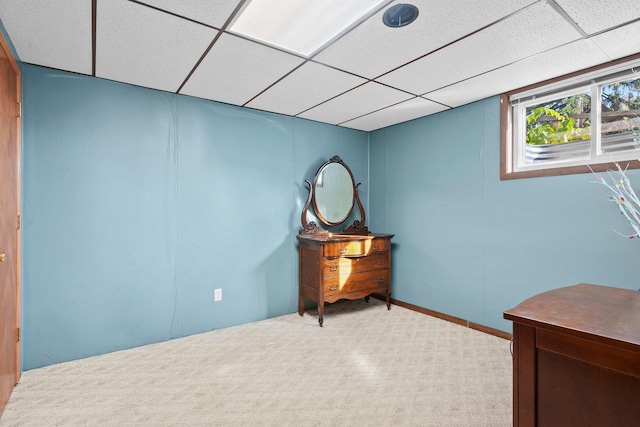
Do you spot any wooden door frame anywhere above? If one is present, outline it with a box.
[0,29,21,384]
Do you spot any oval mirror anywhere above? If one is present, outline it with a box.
[312,159,355,226]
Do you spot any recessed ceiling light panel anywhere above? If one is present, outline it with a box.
[229,0,392,57]
[382,3,419,28]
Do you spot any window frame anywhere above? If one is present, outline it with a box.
[501,53,640,180]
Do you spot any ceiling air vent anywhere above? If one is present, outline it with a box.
[382,3,419,28]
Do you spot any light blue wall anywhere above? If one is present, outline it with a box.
[370,96,640,332]
[21,62,640,370]
[21,64,368,370]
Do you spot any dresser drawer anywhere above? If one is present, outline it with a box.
[322,253,388,276]
[324,270,390,295]
[368,238,390,253]
[324,240,365,257]
[323,238,390,257]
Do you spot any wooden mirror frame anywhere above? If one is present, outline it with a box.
[299,156,368,235]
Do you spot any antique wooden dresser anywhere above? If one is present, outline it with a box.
[297,232,393,326]
[297,156,393,326]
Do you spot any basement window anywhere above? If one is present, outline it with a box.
[501,55,640,179]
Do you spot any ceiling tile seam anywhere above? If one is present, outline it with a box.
[546,0,588,37]
[420,37,590,98]
[303,0,395,60]
[128,0,221,30]
[374,80,423,98]
[583,16,640,61]
[165,0,425,108]
[504,52,640,102]
[336,96,423,126]
[585,15,640,39]
[293,81,370,117]
[92,0,97,76]
[224,9,399,108]
[276,67,425,118]
[285,64,437,117]
[221,30,308,61]
[176,0,250,94]
[418,95,451,109]
[241,61,310,107]
[370,0,548,82]
[300,60,415,112]
[218,1,395,79]
[588,38,614,62]
[308,59,372,82]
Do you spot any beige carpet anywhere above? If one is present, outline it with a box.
[0,299,512,427]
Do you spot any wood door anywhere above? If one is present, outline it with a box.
[0,32,21,415]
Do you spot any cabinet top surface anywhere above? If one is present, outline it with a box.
[504,283,640,348]
[296,232,394,243]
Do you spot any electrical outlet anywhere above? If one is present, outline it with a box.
[214,288,222,302]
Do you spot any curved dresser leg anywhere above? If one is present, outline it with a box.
[364,296,370,303]
[318,302,324,327]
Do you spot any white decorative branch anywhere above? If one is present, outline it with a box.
[591,163,640,240]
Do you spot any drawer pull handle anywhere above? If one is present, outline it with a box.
[377,277,385,283]
[376,258,385,265]
[339,248,348,254]
[329,285,338,291]
[329,266,338,272]
[373,245,381,251]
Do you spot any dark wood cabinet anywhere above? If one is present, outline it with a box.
[504,283,640,426]
[297,233,393,326]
